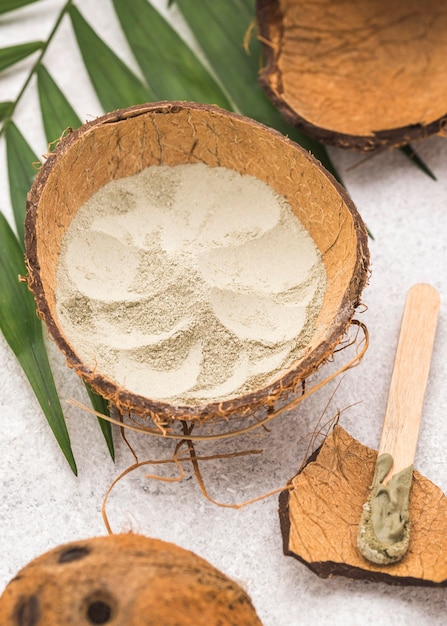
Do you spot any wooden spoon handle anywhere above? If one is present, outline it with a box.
[378,283,440,479]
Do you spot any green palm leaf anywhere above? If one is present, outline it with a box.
[36,64,82,144]
[85,384,114,461]
[0,101,13,121]
[400,144,436,181]
[0,0,41,14]
[112,0,232,107]
[0,42,43,72]
[68,4,153,111]
[4,121,38,249]
[174,0,263,116]
[0,212,77,474]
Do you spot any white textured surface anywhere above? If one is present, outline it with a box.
[0,2,446,625]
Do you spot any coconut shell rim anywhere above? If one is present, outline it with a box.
[256,0,447,152]
[25,100,369,422]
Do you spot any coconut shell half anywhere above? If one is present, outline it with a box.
[25,101,369,424]
[257,0,447,151]
[0,534,263,625]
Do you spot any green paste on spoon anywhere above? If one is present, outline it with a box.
[357,454,413,565]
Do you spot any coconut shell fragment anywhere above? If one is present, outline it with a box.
[279,425,447,585]
[0,534,263,625]
[257,0,447,151]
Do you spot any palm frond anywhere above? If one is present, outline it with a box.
[0,212,77,475]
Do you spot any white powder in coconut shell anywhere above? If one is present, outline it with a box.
[56,163,326,405]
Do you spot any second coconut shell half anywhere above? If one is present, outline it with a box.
[257,0,447,151]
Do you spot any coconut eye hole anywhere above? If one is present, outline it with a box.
[86,600,112,624]
[58,546,90,563]
[14,594,39,626]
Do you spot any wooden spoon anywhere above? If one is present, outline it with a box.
[357,283,440,564]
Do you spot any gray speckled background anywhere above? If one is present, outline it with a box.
[1,2,446,625]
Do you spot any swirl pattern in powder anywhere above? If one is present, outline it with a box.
[56,163,326,405]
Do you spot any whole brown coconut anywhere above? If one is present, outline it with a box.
[257,0,447,151]
[0,534,263,625]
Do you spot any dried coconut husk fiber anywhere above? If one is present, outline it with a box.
[256,0,447,151]
[0,533,263,625]
[25,101,368,426]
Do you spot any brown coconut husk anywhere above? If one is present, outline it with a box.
[0,534,263,625]
[279,426,447,586]
[256,0,447,151]
[25,101,368,426]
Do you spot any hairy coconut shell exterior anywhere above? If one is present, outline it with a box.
[257,0,447,151]
[25,101,368,424]
[0,534,263,625]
